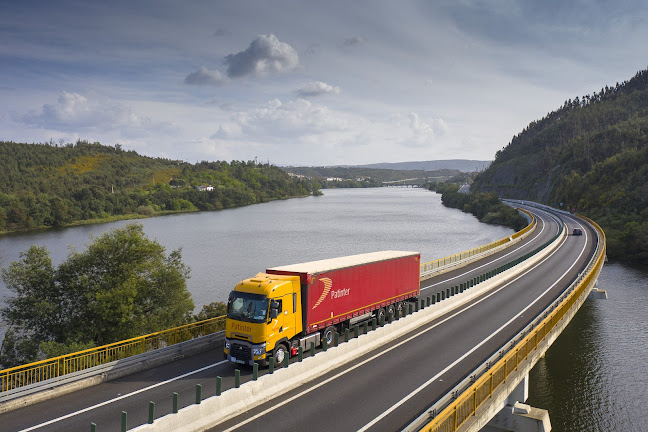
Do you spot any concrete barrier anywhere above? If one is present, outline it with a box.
[130,226,566,432]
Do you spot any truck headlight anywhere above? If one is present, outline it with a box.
[252,344,266,356]
[225,341,230,350]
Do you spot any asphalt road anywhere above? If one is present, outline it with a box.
[215,207,596,432]
[0,205,592,432]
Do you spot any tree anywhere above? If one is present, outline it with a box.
[193,301,227,321]
[0,246,60,365]
[0,224,194,367]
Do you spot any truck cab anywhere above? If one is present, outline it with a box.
[224,273,302,366]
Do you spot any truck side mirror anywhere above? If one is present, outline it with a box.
[270,301,279,309]
[269,309,278,319]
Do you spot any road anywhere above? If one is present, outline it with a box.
[1,205,590,432]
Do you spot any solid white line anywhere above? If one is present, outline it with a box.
[357,221,587,431]
[421,208,558,290]
[224,223,583,432]
[18,360,229,432]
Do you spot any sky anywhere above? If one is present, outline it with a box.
[1,0,647,166]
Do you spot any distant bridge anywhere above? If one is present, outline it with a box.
[382,178,425,187]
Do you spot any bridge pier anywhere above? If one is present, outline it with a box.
[481,374,551,432]
[482,402,551,432]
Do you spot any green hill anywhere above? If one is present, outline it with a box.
[0,141,320,233]
[472,68,648,263]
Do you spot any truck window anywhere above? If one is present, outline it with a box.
[227,292,269,323]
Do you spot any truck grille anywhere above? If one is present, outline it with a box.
[230,343,251,362]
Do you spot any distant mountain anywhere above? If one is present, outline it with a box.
[356,160,491,172]
[472,67,648,263]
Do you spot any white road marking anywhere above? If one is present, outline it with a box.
[224,218,585,432]
[421,208,559,290]
[18,360,229,432]
[357,218,587,431]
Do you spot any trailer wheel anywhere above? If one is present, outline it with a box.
[273,343,288,366]
[395,302,403,315]
[386,304,395,318]
[375,307,386,323]
[322,326,336,344]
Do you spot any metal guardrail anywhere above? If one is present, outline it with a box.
[0,208,535,395]
[420,209,535,274]
[417,216,606,432]
[0,316,226,393]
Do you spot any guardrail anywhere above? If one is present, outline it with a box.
[420,209,535,273]
[0,208,535,396]
[418,216,605,432]
[0,316,225,393]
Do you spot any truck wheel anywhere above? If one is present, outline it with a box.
[273,343,288,366]
[323,326,336,344]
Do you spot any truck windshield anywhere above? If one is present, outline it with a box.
[227,292,268,323]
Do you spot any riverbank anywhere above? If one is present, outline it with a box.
[0,193,315,237]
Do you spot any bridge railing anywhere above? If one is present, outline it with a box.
[0,316,226,393]
[420,209,535,274]
[0,208,535,395]
[419,216,606,432]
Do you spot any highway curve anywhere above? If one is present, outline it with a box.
[1,205,588,432]
[214,206,595,432]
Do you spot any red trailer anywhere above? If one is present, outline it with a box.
[267,250,421,335]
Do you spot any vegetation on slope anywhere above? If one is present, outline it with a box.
[0,141,321,233]
[472,68,648,264]
[431,182,527,232]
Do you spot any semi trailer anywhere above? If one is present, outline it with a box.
[224,250,420,366]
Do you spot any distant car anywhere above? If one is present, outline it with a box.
[572,228,583,236]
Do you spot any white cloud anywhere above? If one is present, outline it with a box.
[406,112,449,146]
[226,98,350,136]
[296,81,341,97]
[184,34,299,86]
[198,97,457,165]
[184,66,228,86]
[20,91,176,140]
[224,34,299,78]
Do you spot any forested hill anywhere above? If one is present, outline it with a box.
[0,141,320,233]
[472,67,648,263]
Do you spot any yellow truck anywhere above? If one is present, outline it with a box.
[224,251,420,366]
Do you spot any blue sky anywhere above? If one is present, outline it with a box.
[1,0,647,165]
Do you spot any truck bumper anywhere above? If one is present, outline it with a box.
[225,338,267,366]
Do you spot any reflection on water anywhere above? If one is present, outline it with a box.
[1,188,647,429]
[527,262,648,431]
[0,188,513,310]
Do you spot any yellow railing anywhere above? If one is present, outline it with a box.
[0,208,537,395]
[420,217,606,432]
[420,209,535,274]
[0,316,226,393]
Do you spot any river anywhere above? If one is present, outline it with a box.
[0,188,645,431]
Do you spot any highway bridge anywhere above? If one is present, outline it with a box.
[0,202,605,432]
[381,178,425,187]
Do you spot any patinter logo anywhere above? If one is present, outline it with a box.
[231,322,252,333]
[312,277,350,309]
